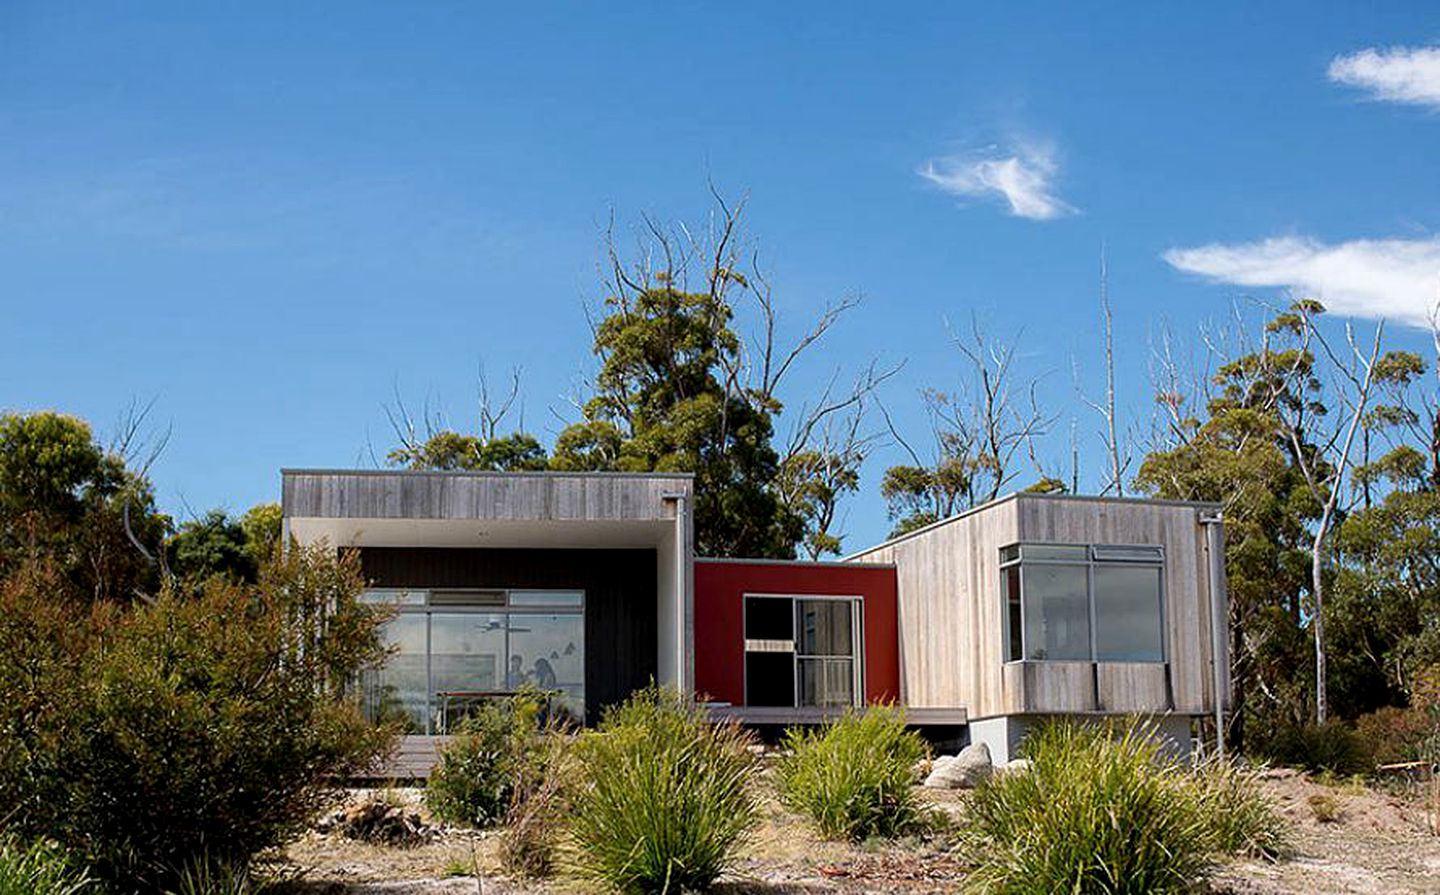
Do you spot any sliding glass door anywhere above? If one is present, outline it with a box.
[743,595,862,709]
[359,589,584,733]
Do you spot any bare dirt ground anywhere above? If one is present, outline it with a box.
[1211,769,1440,895]
[282,773,1440,894]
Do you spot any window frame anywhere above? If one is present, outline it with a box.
[361,587,586,734]
[999,543,1167,665]
[741,593,865,709]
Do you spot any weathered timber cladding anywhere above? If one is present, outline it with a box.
[358,547,658,725]
[849,498,1020,716]
[1015,497,1217,714]
[1097,663,1172,712]
[849,494,1222,719]
[283,471,691,522]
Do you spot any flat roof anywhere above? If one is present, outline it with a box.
[844,490,1224,560]
[282,468,694,480]
[695,556,896,569]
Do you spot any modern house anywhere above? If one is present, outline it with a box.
[282,468,1229,768]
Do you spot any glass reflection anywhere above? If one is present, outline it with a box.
[359,613,427,733]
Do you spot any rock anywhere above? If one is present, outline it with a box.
[924,742,992,788]
[998,758,1032,776]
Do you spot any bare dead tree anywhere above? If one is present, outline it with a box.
[884,315,1054,525]
[383,363,530,468]
[110,395,171,479]
[1078,248,1131,496]
[1146,321,1210,455]
[1256,305,1387,724]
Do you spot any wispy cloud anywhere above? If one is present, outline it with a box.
[919,142,1077,221]
[1328,45,1440,108]
[1164,235,1440,327]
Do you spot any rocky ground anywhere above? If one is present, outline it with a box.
[281,770,1440,894]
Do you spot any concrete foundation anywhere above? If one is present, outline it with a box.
[965,714,1197,764]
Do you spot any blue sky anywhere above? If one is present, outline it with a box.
[3,2,1439,551]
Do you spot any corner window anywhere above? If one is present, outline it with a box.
[1000,544,1165,663]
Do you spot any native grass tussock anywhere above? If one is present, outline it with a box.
[960,720,1288,895]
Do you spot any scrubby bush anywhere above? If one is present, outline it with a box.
[1258,720,1374,776]
[1190,760,1290,859]
[0,545,393,890]
[0,836,93,895]
[774,707,930,840]
[1355,706,1434,766]
[566,687,759,893]
[425,690,549,829]
[962,721,1284,894]
[1307,792,1342,823]
[499,739,573,879]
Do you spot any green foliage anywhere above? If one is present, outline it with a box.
[0,412,101,517]
[1307,792,1342,823]
[880,460,966,539]
[169,509,257,582]
[389,430,549,472]
[775,448,864,558]
[0,837,94,895]
[554,281,803,558]
[238,503,282,567]
[774,708,929,840]
[424,692,548,829]
[1189,760,1290,860]
[167,503,285,585]
[1330,490,1440,717]
[162,853,299,895]
[0,410,169,604]
[961,721,1281,894]
[566,687,759,893]
[0,544,391,890]
[1136,319,1325,747]
[1254,720,1374,776]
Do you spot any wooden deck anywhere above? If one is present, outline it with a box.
[367,705,971,779]
[369,736,453,780]
[705,705,968,726]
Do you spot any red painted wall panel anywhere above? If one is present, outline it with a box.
[693,560,900,706]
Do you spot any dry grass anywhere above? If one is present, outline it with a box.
[286,767,1440,895]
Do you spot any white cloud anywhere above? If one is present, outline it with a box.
[1164,236,1440,327]
[1328,45,1440,108]
[919,143,1077,221]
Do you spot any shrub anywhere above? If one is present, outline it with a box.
[1190,760,1289,860]
[1259,720,1374,776]
[1307,792,1342,823]
[961,721,1215,895]
[0,836,93,895]
[1354,706,1431,766]
[425,690,549,829]
[774,707,930,840]
[499,739,573,879]
[566,687,759,893]
[162,853,303,895]
[0,546,393,890]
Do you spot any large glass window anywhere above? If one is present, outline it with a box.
[744,596,862,708]
[1001,543,1165,663]
[1093,565,1165,662]
[1021,563,1091,660]
[359,589,584,733]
